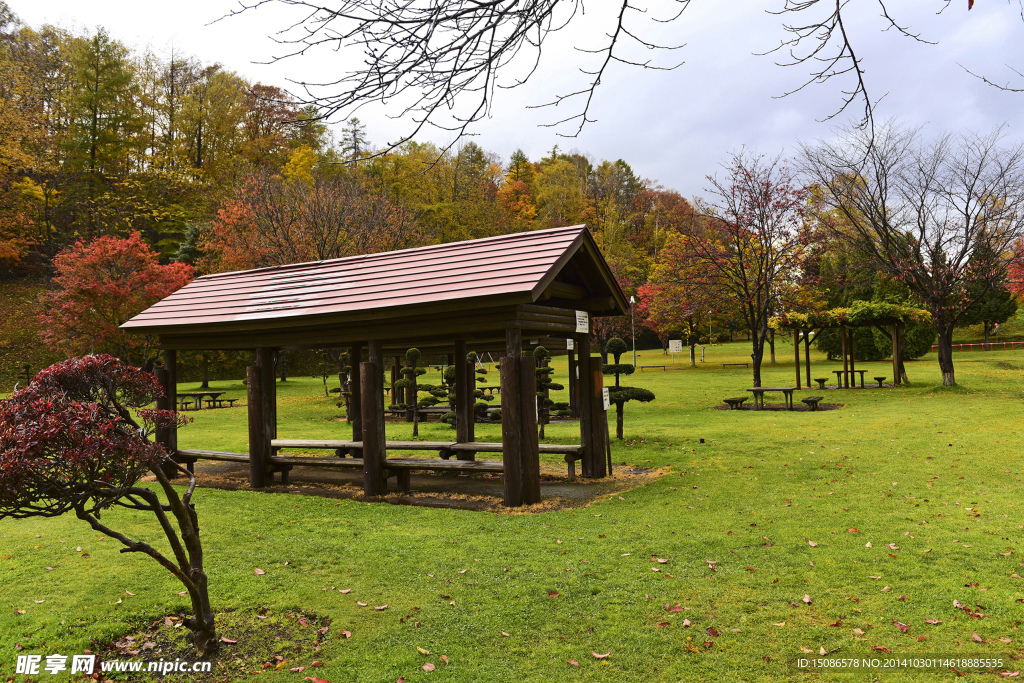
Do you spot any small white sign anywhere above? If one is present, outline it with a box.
[566,338,575,351]
[668,339,683,354]
[575,310,589,334]
[602,386,610,411]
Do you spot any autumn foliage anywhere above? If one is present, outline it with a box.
[38,232,193,366]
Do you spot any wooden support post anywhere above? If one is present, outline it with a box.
[454,339,475,460]
[257,348,277,482]
[521,354,540,504]
[154,367,178,477]
[576,333,595,478]
[349,343,363,456]
[500,355,523,507]
[165,349,178,455]
[588,356,608,479]
[793,329,801,389]
[361,340,388,496]
[246,364,266,489]
[568,344,578,418]
[840,325,849,388]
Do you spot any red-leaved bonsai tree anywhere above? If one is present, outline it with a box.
[0,355,219,655]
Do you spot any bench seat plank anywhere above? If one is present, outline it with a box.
[176,449,250,462]
[271,439,362,449]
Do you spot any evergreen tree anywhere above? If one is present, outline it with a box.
[603,337,655,440]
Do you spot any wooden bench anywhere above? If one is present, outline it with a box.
[722,397,747,410]
[638,365,666,371]
[722,362,749,368]
[213,398,238,408]
[852,369,866,388]
[873,376,887,388]
[813,377,829,390]
[800,396,824,411]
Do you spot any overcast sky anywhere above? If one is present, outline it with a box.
[10,0,1024,198]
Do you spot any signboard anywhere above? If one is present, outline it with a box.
[575,310,589,334]
[566,338,574,351]
[602,387,610,411]
[668,339,683,354]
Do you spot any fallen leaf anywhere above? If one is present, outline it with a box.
[925,618,942,624]
[655,558,669,564]
[253,568,265,576]
[682,619,691,627]
[893,620,909,633]
[423,662,435,672]
[881,586,891,593]
[808,541,818,547]
[568,660,579,667]
[501,631,510,637]
[1000,671,1020,677]
[973,632,984,643]
[847,528,859,533]
[549,591,559,597]
[866,542,872,548]
[342,630,352,638]
[802,594,812,604]
[658,622,671,627]
[290,667,305,673]
[852,628,865,635]
[773,622,785,627]
[706,627,720,637]
[340,589,351,594]
[898,595,908,601]
[417,647,430,655]
[440,655,448,664]
[592,652,610,659]
[220,637,238,644]
[375,605,389,611]
[871,646,891,653]
[800,646,814,654]
[1000,637,1013,644]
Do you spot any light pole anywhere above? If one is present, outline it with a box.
[630,295,636,367]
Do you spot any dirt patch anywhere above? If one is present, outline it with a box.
[165,458,660,513]
[96,608,328,682]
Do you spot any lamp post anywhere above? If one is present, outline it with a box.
[630,295,636,367]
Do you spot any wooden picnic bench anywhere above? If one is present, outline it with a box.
[873,376,887,388]
[638,365,666,371]
[722,362,749,368]
[852,369,866,388]
[746,387,797,410]
[813,377,829,390]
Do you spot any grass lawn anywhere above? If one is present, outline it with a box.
[3,340,1024,681]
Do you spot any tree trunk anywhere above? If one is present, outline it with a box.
[200,355,210,389]
[616,402,624,440]
[935,321,956,386]
[279,351,288,382]
[751,326,767,388]
[689,344,696,367]
[187,581,218,657]
[895,322,909,384]
[768,328,776,364]
[984,323,991,351]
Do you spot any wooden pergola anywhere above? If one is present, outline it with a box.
[770,302,932,389]
[123,226,628,507]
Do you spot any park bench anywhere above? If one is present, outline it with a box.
[873,376,887,388]
[639,365,666,371]
[722,397,748,410]
[722,362,749,368]
[800,396,824,411]
[747,387,797,410]
[207,397,238,409]
[813,377,829,389]
[852,369,866,388]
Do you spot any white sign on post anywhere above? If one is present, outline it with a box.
[566,338,574,351]
[602,386,610,411]
[668,339,683,354]
[575,310,589,334]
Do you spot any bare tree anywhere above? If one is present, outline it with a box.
[674,151,808,387]
[228,0,947,153]
[801,123,1024,386]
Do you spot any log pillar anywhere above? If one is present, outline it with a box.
[246,363,266,489]
[588,355,608,479]
[500,326,539,506]
[258,348,277,481]
[349,343,363,457]
[568,343,578,418]
[154,366,179,477]
[793,329,801,389]
[576,333,595,478]
[361,341,388,496]
[165,349,178,454]
[454,339,475,460]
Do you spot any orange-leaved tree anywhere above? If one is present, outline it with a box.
[38,231,193,366]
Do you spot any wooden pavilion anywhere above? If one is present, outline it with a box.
[123,225,628,507]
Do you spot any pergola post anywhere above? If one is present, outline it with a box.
[454,339,475,460]
[576,333,595,478]
[246,360,266,489]
[154,366,179,478]
[361,341,388,496]
[349,343,363,457]
[568,342,578,418]
[165,349,178,455]
[588,355,608,479]
[500,325,538,506]
[793,329,801,389]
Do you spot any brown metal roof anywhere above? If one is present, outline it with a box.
[123,226,626,343]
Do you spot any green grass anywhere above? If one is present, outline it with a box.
[4,341,1024,681]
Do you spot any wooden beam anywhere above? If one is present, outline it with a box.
[577,332,595,478]
[164,349,178,454]
[500,354,523,507]
[256,348,277,481]
[361,341,388,496]
[246,363,266,489]
[521,353,541,504]
[588,355,608,478]
[568,343,578,418]
[454,339,475,460]
[349,342,363,455]
[542,281,588,300]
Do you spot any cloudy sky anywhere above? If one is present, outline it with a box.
[11,0,1024,197]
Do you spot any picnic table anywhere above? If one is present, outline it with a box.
[177,391,226,410]
[746,387,797,410]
